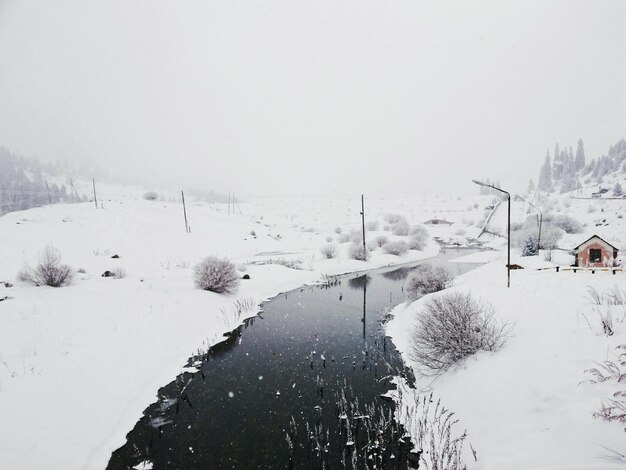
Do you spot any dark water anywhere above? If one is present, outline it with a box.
[107,249,482,470]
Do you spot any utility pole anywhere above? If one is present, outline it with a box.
[181,190,189,233]
[92,179,98,209]
[360,194,366,254]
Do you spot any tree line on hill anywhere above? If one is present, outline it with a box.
[535,138,626,196]
[0,146,86,216]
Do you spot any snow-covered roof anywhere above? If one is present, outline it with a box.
[572,234,619,251]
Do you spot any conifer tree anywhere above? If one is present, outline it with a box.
[538,151,553,192]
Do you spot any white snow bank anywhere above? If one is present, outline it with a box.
[387,261,626,469]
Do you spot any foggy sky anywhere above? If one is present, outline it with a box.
[1,1,625,197]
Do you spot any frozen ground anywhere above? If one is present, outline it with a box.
[0,188,487,469]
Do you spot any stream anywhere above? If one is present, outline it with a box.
[107,248,483,469]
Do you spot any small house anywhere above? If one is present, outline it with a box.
[573,235,619,268]
[423,218,453,226]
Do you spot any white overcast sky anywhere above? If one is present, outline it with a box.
[1,1,625,196]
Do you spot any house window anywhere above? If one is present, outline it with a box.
[590,248,602,263]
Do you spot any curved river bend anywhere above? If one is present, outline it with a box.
[108,249,482,469]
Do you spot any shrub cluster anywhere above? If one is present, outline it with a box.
[404,264,451,301]
[18,246,73,287]
[349,242,369,261]
[383,240,409,256]
[193,256,240,294]
[409,292,509,373]
[375,235,389,248]
[320,243,338,259]
[143,191,158,201]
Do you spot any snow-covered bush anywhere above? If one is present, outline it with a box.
[521,235,539,256]
[409,224,427,237]
[384,213,403,224]
[404,264,451,301]
[392,220,410,236]
[143,191,158,201]
[193,256,239,294]
[348,242,369,261]
[408,235,426,251]
[320,243,338,259]
[334,227,342,234]
[512,219,563,250]
[409,292,509,373]
[18,246,73,287]
[366,220,379,231]
[383,240,409,256]
[375,235,389,248]
[325,235,333,242]
[408,225,428,250]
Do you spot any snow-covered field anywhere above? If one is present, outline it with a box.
[3,182,626,469]
[0,189,487,470]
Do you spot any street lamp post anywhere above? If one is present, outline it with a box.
[473,179,511,288]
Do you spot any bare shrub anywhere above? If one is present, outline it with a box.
[348,242,369,261]
[334,227,342,234]
[543,250,553,262]
[396,388,470,470]
[193,256,240,294]
[18,246,73,287]
[143,191,158,201]
[410,292,509,373]
[383,240,409,256]
[112,266,127,279]
[320,243,338,259]
[404,264,452,301]
[584,345,626,431]
[366,220,379,231]
[375,235,389,247]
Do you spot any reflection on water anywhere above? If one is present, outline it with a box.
[107,249,483,470]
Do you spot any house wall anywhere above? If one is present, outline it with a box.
[576,239,616,267]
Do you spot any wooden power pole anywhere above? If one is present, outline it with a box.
[92,179,98,209]
[181,190,189,233]
[360,194,366,254]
